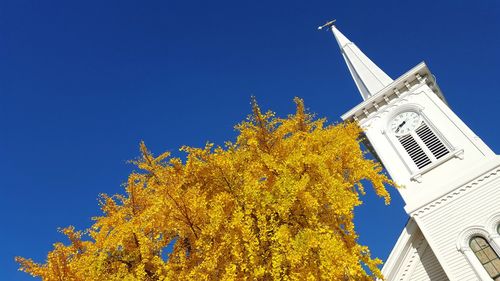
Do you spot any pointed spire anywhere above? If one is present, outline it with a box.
[330,25,393,100]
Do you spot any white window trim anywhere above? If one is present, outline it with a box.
[456,226,500,281]
[410,148,464,182]
[383,103,460,178]
[486,213,500,253]
[383,104,426,173]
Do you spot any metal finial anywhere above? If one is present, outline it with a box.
[317,19,336,30]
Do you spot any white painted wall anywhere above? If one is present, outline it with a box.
[381,220,449,281]
[409,241,448,281]
[413,161,500,280]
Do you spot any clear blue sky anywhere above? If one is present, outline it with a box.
[1,1,499,280]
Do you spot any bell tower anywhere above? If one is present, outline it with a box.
[327,23,500,280]
[327,24,495,212]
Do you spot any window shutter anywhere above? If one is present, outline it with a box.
[415,123,449,159]
[398,134,432,169]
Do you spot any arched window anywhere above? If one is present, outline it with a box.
[397,120,450,169]
[389,110,450,170]
[470,236,500,280]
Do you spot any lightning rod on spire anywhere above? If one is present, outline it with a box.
[317,19,336,30]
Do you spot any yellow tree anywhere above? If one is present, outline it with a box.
[17,98,393,280]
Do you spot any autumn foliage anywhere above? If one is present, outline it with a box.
[17,98,393,280]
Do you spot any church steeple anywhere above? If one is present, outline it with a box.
[330,25,393,100]
[326,22,500,281]
[329,21,496,212]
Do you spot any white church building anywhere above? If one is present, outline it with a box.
[327,23,500,280]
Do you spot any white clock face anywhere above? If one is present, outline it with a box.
[390,111,421,136]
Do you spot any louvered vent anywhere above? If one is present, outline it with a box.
[398,134,432,169]
[415,123,449,159]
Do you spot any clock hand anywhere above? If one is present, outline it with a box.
[395,121,406,133]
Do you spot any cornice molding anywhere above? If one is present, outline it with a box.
[380,220,415,280]
[397,235,427,281]
[361,91,426,129]
[411,166,500,217]
[341,62,447,122]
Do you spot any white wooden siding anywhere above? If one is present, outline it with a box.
[416,171,500,280]
[409,242,449,280]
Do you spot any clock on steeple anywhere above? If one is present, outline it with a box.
[325,22,500,281]
[390,111,422,136]
[326,23,494,212]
